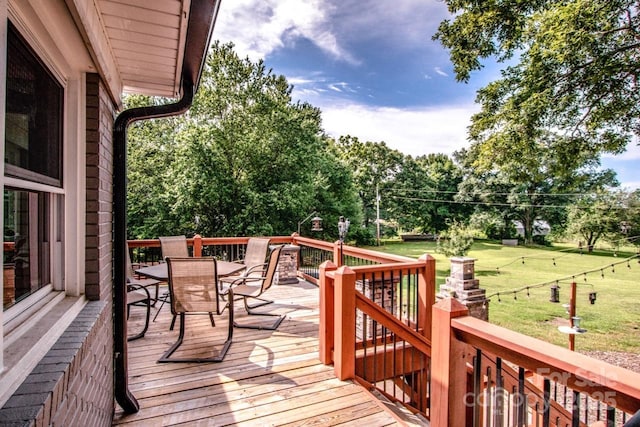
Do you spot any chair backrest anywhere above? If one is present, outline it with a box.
[259,245,283,294]
[160,235,189,259]
[166,257,218,315]
[125,248,135,279]
[243,237,270,268]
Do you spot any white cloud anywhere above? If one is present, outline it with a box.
[320,102,479,157]
[434,67,448,77]
[215,0,357,64]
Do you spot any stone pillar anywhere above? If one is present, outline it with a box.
[355,277,399,340]
[436,257,489,321]
[274,244,300,284]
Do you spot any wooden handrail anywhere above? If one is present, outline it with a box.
[355,293,431,356]
[452,315,640,414]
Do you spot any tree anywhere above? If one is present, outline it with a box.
[437,221,474,257]
[566,189,628,251]
[454,141,619,245]
[127,42,360,239]
[435,1,640,158]
[567,189,640,250]
[331,136,404,231]
[388,153,469,234]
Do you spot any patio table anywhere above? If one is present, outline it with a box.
[135,260,245,281]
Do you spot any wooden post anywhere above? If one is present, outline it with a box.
[431,298,470,427]
[333,240,342,267]
[333,265,356,380]
[418,254,436,341]
[569,281,576,351]
[193,234,202,257]
[319,260,337,365]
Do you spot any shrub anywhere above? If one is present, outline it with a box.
[437,222,474,257]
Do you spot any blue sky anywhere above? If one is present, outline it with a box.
[214,0,640,190]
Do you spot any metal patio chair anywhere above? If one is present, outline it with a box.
[219,237,271,308]
[126,283,151,341]
[158,257,234,363]
[227,245,285,330]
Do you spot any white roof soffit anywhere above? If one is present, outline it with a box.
[66,0,220,101]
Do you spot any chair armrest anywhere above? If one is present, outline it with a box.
[224,274,265,287]
[244,262,267,276]
[127,283,151,304]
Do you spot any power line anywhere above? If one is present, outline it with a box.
[386,194,632,210]
[388,187,598,197]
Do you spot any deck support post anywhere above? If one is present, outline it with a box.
[319,260,337,364]
[193,234,202,257]
[333,265,356,380]
[333,240,342,267]
[431,298,469,427]
[418,254,436,341]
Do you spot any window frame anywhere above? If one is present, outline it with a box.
[2,21,65,313]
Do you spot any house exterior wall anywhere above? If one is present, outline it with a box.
[0,74,115,426]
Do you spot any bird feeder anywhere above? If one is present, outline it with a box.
[588,291,597,305]
[311,216,323,232]
[550,283,560,303]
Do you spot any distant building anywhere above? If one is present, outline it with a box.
[513,220,551,237]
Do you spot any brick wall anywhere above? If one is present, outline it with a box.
[85,73,114,302]
[0,302,113,426]
[0,73,116,426]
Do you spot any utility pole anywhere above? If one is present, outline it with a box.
[376,183,380,246]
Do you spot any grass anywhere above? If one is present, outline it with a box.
[364,239,640,353]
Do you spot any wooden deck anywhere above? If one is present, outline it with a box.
[113,279,407,426]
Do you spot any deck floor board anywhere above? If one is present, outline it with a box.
[113,279,404,426]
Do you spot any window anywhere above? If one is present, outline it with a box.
[5,21,63,187]
[3,22,62,310]
[3,189,51,309]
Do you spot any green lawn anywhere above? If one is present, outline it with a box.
[364,239,640,353]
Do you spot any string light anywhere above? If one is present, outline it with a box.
[476,234,640,271]
[485,255,639,302]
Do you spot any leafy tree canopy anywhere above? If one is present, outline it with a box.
[126,42,360,239]
[435,0,640,157]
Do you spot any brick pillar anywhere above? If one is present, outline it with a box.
[437,257,489,321]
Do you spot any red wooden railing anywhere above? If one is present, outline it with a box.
[125,235,640,425]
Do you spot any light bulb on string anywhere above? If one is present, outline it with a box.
[601,269,605,279]
[497,293,501,303]
[521,257,525,264]
[552,258,556,266]
[526,287,530,298]
[513,291,517,301]
[583,273,588,282]
[611,264,615,273]
[628,260,631,269]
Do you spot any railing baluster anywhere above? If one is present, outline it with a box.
[584,395,588,425]
[495,357,504,427]
[606,406,615,427]
[518,367,526,427]
[543,378,551,427]
[572,390,580,427]
[485,366,493,427]
[473,349,482,427]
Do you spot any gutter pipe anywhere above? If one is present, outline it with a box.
[112,79,194,413]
